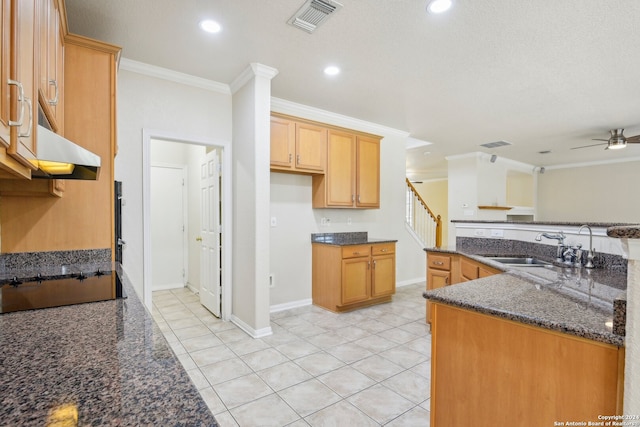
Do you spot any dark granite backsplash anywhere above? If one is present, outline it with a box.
[456,237,627,274]
[0,249,111,274]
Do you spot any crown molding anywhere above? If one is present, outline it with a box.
[230,63,279,94]
[543,155,640,171]
[119,58,230,94]
[271,97,409,138]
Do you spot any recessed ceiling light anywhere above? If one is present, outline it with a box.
[324,66,340,76]
[199,19,222,34]
[426,0,452,14]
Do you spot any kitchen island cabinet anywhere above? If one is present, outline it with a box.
[424,255,627,426]
[430,303,624,426]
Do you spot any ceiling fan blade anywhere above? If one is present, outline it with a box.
[626,135,640,143]
[591,138,609,141]
[571,142,607,150]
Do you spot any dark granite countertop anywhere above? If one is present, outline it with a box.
[311,232,397,245]
[0,263,218,426]
[423,248,627,346]
[607,224,640,239]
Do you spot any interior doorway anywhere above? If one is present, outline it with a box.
[142,130,232,321]
[150,163,187,291]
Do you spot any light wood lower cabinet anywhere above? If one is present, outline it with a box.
[430,303,624,426]
[426,251,501,323]
[313,242,395,312]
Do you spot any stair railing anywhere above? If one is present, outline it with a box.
[406,178,442,248]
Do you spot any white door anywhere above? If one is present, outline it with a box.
[151,165,186,291]
[200,150,221,316]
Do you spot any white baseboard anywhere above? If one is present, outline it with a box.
[186,283,199,295]
[270,298,312,313]
[152,283,185,292]
[396,277,426,287]
[230,314,273,338]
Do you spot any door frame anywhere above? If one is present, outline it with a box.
[150,162,188,291]
[142,128,232,321]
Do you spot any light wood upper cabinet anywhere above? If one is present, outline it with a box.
[270,114,325,174]
[356,135,380,207]
[1,0,12,149]
[37,0,63,132]
[324,129,355,206]
[7,0,38,171]
[313,129,381,209]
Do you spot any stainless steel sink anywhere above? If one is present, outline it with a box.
[485,257,552,267]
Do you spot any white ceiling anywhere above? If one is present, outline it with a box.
[64,0,640,180]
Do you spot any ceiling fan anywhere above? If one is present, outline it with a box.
[571,129,640,150]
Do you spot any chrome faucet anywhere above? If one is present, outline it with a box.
[535,231,566,262]
[578,225,595,268]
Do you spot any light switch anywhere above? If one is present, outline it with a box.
[490,229,504,237]
[270,217,277,227]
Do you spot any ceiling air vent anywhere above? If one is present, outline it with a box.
[479,140,512,149]
[288,0,343,33]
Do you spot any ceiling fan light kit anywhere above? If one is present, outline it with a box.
[571,128,640,151]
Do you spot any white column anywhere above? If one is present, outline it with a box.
[230,63,278,337]
[623,238,640,415]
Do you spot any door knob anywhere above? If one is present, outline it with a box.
[196,237,203,242]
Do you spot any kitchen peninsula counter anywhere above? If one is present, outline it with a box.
[423,248,627,346]
[0,264,218,426]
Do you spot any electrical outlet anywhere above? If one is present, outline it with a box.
[325,218,331,227]
[474,229,485,236]
[321,217,326,226]
[347,217,352,225]
[269,274,275,288]
[490,229,504,238]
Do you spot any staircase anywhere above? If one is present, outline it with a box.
[406,179,442,248]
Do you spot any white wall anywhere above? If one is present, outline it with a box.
[269,99,426,309]
[116,66,231,299]
[537,160,640,223]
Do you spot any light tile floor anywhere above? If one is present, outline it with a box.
[152,283,431,426]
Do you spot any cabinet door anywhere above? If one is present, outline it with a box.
[38,0,62,132]
[326,129,355,206]
[295,121,325,172]
[341,257,370,305]
[371,254,395,297]
[0,0,10,148]
[270,116,294,169]
[356,135,380,208]
[8,0,38,168]
[427,268,450,324]
[460,258,479,282]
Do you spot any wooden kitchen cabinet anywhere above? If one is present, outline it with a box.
[8,0,38,169]
[270,113,325,174]
[430,303,624,426]
[0,0,38,177]
[426,251,500,323]
[37,0,63,133]
[312,129,381,209]
[313,242,396,312]
[426,252,456,324]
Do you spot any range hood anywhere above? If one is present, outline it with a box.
[32,125,101,180]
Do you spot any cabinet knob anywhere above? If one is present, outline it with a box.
[196,237,203,242]
[289,153,292,164]
[434,261,444,266]
[353,251,360,255]
[381,249,387,252]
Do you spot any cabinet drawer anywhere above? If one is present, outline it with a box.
[371,243,395,255]
[460,258,479,281]
[428,254,451,271]
[342,245,370,259]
